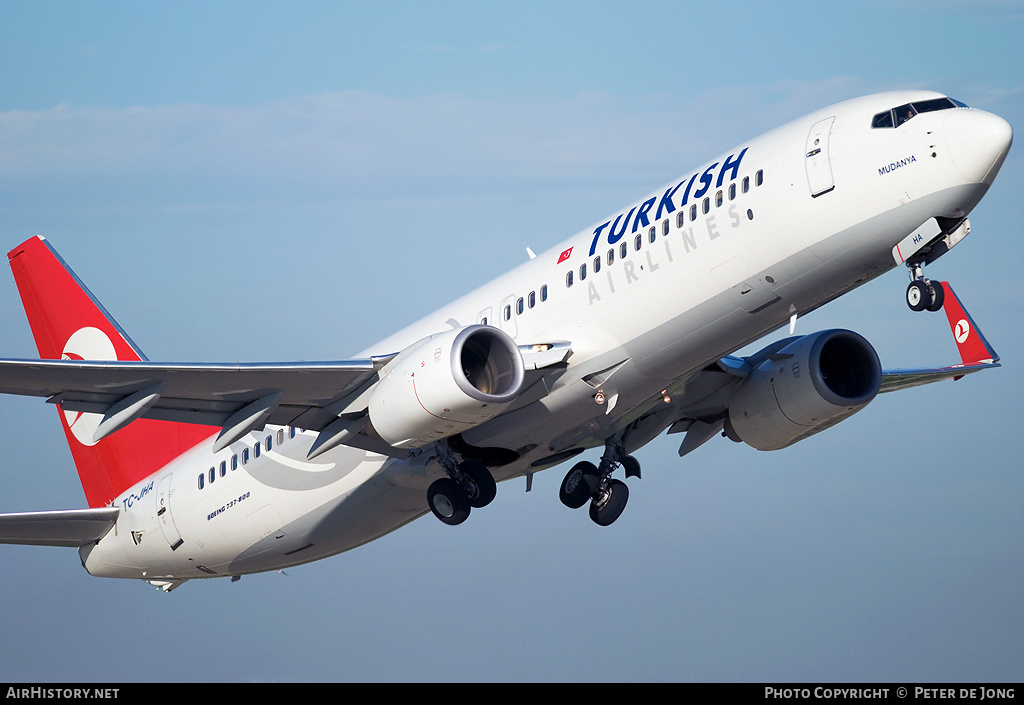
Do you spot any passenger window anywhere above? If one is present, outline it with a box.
[516,298,524,315]
[593,256,601,274]
[254,441,261,458]
[742,176,750,193]
[566,270,574,288]
[220,460,226,477]
[289,427,296,439]
[504,305,511,320]
[648,226,655,242]
[690,204,697,221]
[528,291,535,309]
[266,434,272,451]
[715,190,723,208]
[540,284,548,302]
[232,454,238,470]
[755,169,764,186]
[607,248,614,266]
[277,429,284,445]
[619,242,627,259]
[634,234,642,251]
[729,183,736,200]
[579,264,587,281]
[662,219,669,237]
[242,448,249,464]
[209,467,215,484]
[702,197,710,215]
[676,211,685,229]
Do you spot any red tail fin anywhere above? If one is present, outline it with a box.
[939,281,999,366]
[7,236,215,508]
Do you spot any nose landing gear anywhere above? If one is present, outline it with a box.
[906,262,945,312]
[900,217,971,312]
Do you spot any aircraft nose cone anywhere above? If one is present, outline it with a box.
[944,109,1013,184]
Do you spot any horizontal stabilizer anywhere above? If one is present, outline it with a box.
[0,507,119,547]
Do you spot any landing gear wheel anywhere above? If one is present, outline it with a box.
[589,479,629,526]
[925,280,945,312]
[559,461,600,509]
[428,478,471,525]
[459,459,496,508]
[907,280,929,312]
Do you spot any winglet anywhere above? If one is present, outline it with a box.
[939,282,999,366]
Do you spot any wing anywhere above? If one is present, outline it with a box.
[0,356,394,452]
[0,508,119,547]
[0,357,384,426]
[657,281,999,457]
[879,361,999,393]
[0,343,571,459]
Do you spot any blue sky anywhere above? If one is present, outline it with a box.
[0,1,1021,683]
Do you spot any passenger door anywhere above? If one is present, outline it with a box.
[805,116,836,197]
[156,474,184,551]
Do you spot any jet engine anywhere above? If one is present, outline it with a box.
[368,325,525,449]
[725,329,882,451]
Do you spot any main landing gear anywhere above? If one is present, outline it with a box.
[427,444,497,526]
[905,262,945,312]
[559,432,640,527]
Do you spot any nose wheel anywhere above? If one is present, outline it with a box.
[906,263,944,312]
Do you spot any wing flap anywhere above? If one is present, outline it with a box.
[0,507,119,547]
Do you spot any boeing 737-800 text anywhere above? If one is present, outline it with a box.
[0,90,1011,591]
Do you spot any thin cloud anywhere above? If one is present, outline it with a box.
[1,77,983,204]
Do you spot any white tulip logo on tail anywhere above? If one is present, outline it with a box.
[955,319,970,345]
[61,327,117,446]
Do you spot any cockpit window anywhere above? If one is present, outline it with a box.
[914,98,961,115]
[871,96,966,129]
[871,110,894,128]
[894,103,917,126]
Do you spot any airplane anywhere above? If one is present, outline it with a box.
[0,89,1011,592]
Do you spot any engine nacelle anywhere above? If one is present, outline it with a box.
[368,325,525,449]
[726,329,882,451]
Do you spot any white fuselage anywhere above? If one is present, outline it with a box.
[80,90,1010,583]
